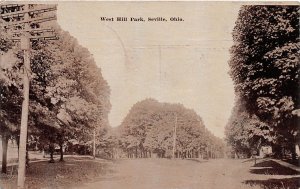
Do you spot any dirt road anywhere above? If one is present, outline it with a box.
[1,157,299,189]
[73,158,299,189]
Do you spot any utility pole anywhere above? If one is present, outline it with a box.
[1,4,57,189]
[172,113,177,159]
[17,5,30,188]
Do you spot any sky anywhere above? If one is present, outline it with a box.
[57,1,241,138]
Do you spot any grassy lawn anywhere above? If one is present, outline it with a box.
[0,157,114,189]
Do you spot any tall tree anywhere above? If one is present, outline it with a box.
[36,27,111,160]
[225,99,273,158]
[229,6,299,158]
[119,99,224,159]
[0,20,22,173]
[1,21,111,166]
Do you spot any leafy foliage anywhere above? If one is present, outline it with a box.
[118,99,225,159]
[227,6,299,157]
[0,16,111,161]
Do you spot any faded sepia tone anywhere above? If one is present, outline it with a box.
[57,1,240,138]
[0,1,299,189]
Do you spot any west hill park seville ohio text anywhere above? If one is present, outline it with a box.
[100,16,185,22]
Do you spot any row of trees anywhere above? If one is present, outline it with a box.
[112,99,225,159]
[0,16,111,172]
[225,6,299,159]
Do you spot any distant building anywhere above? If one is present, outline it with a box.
[258,146,272,158]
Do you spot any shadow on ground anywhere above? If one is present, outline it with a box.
[0,157,114,189]
[244,177,300,189]
[244,159,300,189]
[283,158,300,167]
[250,160,299,175]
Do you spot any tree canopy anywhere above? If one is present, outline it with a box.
[227,5,299,158]
[0,14,111,167]
[118,99,225,159]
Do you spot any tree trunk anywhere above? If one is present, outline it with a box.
[49,143,55,163]
[26,148,29,167]
[1,135,9,174]
[16,136,20,156]
[272,144,283,159]
[59,143,64,162]
[135,147,138,158]
[291,144,297,161]
[25,138,29,167]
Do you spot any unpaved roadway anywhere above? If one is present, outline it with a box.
[73,158,299,189]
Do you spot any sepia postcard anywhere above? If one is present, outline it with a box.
[0,1,299,189]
